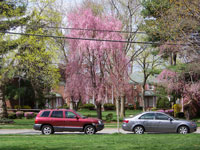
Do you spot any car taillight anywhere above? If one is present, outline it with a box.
[35,118,38,124]
[123,120,129,123]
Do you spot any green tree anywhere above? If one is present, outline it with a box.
[136,47,163,111]
[0,0,28,118]
[0,0,62,118]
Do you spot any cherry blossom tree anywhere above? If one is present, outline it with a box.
[157,69,200,119]
[65,8,128,119]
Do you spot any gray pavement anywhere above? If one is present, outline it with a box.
[0,128,200,135]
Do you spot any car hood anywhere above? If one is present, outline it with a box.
[85,117,101,122]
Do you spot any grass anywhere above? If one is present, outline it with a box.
[0,110,142,129]
[0,119,34,129]
[0,134,200,150]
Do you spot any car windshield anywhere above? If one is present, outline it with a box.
[76,112,87,118]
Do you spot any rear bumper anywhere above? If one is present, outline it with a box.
[33,124,42,130]
[122,123,132,131]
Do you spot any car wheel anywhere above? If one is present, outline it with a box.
[178,126,189,134]
[84,125,96,135]
[134,126,144,134]
[42,125,54,135]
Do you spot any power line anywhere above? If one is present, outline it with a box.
[1,31,184,45]
[1,31,158,45]
[29,25,147,34]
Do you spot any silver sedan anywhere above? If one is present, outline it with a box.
[122,112,197,134]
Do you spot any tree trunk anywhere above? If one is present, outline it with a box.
[69,99,73,110]
[173,53,177,66]
[116,96,120,133]
[0,84,8,118]
[96,103,102,119]
[142,86,146,112]
[120,96,125,118]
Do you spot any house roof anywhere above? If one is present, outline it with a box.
[145,90,155,96]
[130,72,158,84]
[45,92,62,98]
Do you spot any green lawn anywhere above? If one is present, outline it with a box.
[0,119,34,129]
[0,110,142,129]
[0,134,200,150]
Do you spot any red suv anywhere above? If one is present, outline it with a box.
[33,109,104,135]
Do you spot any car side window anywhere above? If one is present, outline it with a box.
[139,113,155,120]
[51,111,63,118]
[65,111,76,119]
[40,111,50,117]
[156,113,169,120]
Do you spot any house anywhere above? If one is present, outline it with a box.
[46,72,158,109]
[129,72,158,108]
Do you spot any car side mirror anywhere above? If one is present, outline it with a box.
[169,118,173,122]
[76,116,79,120]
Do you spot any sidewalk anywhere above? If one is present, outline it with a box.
[0,128,199,135]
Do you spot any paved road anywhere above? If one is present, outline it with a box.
[0,128,200,135]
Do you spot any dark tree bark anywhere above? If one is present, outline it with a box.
[0,84,8,118]
[96,103,102,119]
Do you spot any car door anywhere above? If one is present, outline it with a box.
[155,113,177,132]
[50,111,65,131]
[139,113,158,132]
[64,111,82,131]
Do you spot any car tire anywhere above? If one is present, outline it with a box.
[84,125,96,135]
[178,125,189,134]
[42,125,54,135]
[133,126,144,134]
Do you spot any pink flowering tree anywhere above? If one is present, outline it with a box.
[157,69,200,119]
[65,8,128,119]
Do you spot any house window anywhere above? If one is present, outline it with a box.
[149,84,154,90]
[134,97,137,102]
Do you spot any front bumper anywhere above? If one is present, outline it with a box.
[33,124,42,130]
[190,126,197,133]
[96,124,104,131]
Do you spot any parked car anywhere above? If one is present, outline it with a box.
[122,112,197,134]
[34,109,104,135]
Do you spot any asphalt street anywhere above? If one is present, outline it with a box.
[0,128,199,135]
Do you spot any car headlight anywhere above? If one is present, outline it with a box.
[98,120,102,124]
[190,122,197,127]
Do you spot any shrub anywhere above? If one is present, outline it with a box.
[34,113,38,117]
[156,97,170,109]
[14,105,21,109]
[151,107,157,111]
[173,104,182,117]
[24,112,35,119]
[105,113,113,122]
[165,109,174,116]
[0,118,14,124]
[16,111,24,119]
[135,101,142,110]
[8,113,16,119]
[23,105,31,109]
[157,109,165,113]
[82,104,95,110]
[127,104,134,110]
[176,112,184,118]
[58,104,69,109]
[104,103,115,110]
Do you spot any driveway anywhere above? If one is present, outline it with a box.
[0,128,200,135]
